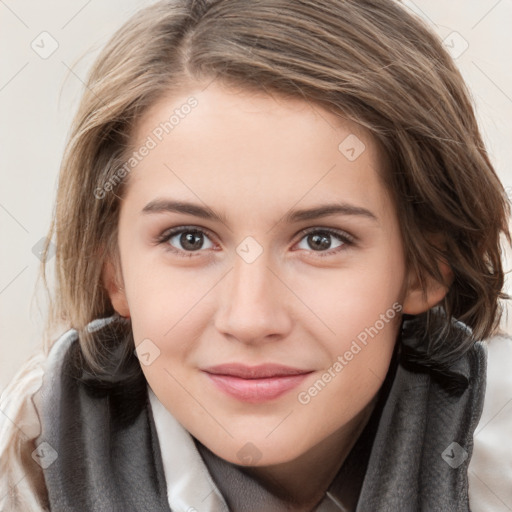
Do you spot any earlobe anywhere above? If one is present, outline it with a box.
[402,259,454,315]
[102,257,130,318]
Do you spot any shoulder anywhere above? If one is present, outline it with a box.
[0,348,50,511]
[469,332,512,512]
[0,324,84,512]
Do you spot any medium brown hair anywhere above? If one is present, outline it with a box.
[39,0,511,373]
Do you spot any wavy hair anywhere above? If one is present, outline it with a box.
[39,0,510,374]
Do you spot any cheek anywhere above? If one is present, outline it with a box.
[298,307,400,434]
[126,271,217,381]
[300,250,405,347]
[121,253,209,338]
[298,238,405,393]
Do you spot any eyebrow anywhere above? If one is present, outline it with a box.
[141,199,378,224]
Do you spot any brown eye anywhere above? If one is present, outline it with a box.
[295,228,354,256]
[157,227,215,256]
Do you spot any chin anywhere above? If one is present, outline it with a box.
[201,433,306,468]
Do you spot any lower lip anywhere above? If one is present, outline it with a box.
[203,372,312,403]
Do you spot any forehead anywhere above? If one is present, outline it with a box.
[123,81,394,225]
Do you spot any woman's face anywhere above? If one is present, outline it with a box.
[107,80,426,467]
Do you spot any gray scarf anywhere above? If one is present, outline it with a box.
[33,311,486,511]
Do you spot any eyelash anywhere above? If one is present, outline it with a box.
[155,225,356,259]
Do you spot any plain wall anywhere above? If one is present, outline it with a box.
[1,0,512,391]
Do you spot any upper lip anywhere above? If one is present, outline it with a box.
[202,363,312,379]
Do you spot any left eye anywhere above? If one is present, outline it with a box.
[295,229,353,255]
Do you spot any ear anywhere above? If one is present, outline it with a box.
[402,257,454,316]
[102,256,130,318]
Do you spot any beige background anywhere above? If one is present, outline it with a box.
[1,0,512,391]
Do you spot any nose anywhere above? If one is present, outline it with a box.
[214,251,293,346]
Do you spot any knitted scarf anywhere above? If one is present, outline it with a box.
[32,311,486,511]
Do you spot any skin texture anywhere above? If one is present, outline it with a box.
[104,80,450,507]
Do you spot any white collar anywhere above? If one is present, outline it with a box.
[148,386,230,512]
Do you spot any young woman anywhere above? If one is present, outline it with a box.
[1,0,511,510]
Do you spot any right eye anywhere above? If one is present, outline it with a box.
[156,226,216,257]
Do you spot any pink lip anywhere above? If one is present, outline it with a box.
[201,363,313,403]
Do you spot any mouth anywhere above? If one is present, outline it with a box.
[201,363,313,403]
